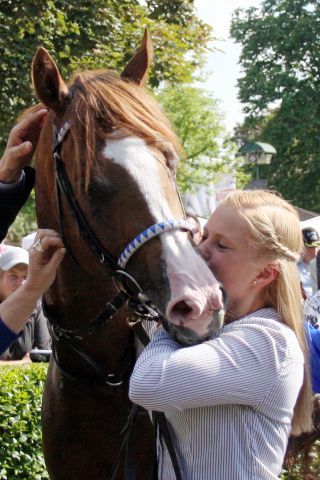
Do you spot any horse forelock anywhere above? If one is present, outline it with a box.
[24,68,181,191]
[65,68,181,188]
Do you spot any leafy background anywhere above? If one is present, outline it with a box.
[230,0,320,212]
[0,364,49,480]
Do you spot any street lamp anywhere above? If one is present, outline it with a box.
[239,142,277,181]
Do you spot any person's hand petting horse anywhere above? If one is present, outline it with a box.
[0,230,65,355]
[0,108,47,183]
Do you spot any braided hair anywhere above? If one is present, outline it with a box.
[222,189,312,436]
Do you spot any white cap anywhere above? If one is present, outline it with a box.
[0,246,29,271]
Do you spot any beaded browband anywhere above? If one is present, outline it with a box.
[118,219,194,269]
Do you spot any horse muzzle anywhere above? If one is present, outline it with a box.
[163,285,226,345]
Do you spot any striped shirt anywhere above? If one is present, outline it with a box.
[129,308,304,479]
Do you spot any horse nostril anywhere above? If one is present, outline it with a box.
[171,300,193,318]
[167,298,202,324]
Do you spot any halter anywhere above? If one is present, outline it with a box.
[48,122,193,385]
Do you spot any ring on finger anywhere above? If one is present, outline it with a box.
[32,238,45,252]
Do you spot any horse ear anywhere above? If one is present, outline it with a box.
[121,29,153,86]
[32,47,70,114]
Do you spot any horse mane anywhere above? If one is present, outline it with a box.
[23,69,181,189]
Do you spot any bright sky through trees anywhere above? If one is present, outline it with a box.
[194,0,261,132]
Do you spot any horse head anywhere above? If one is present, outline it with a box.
[32,30,224,346]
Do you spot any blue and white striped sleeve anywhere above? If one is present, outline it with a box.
[129,323,302,412]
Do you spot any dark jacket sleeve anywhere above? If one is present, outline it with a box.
[0,166,35,242]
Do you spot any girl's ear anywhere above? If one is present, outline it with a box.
[254,263,279,287]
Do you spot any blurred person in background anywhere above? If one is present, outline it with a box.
[298,227,320,299]
[0,245,51,361]
[0,231,65,357]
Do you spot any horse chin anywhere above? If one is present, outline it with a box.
[161,308,225,346]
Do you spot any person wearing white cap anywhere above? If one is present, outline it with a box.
[0,230,65,357]
[0,244,51,361]
[0,245,29,272]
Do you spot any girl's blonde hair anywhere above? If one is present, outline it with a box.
[222,189,312,435]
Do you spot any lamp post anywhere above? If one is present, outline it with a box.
[238,142,277,182]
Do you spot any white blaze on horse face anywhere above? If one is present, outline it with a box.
[102,135,174,220]
[102,136,224,339]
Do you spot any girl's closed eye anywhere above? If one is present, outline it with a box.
[216,241,228,250]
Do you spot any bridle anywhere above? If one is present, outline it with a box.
[45,121,194,386]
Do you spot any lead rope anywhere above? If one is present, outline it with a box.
[152,411,183,480]
[128,321,183,480]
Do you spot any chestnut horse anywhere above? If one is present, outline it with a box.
[31,32,224,479]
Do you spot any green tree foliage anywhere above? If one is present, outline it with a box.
[0,0,213,148]
[6,192,37,245]
[157,84,235,191]
[230,0,320,211]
